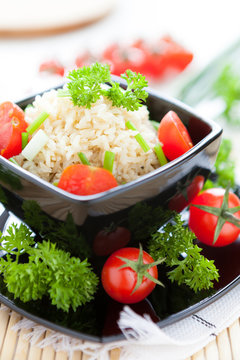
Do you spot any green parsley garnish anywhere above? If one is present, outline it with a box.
[0,223,98,312]
[148,214,219,292]
[60,62,148,111]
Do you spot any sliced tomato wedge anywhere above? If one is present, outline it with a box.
[157,111,193,161]
[0,102,28,159]
[58,164,118,196]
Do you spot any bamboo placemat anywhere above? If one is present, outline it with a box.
[0,304,240,360]
[0,303,239,360]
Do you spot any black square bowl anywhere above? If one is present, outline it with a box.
[0,83,229,343]
[0,85,222,228]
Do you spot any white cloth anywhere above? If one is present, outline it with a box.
[9,282,240,360]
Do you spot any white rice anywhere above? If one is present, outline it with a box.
[15,89,160,184]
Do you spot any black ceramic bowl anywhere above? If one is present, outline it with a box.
[0,83,222,242]
[0,82,226,343]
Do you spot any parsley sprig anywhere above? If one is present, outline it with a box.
[59,62,148,111]
[0,223,98,312]
[148,214,219,292]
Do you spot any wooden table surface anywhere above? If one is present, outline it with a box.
[0,304,239,360]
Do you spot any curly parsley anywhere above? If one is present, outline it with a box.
[0,223,98,312]
[59,62,148,111]
[148,214,219,292]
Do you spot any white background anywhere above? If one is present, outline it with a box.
[0,0,240,101]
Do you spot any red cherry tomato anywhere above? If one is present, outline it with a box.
[155,36,193,72]
[93,226,131,256]
[102,42,146,76]
[39,60,65,77]
[168,175,205,212]
[0,102,28,159]
[58,164,118,196]
[101,36,193,80]
[158,111,193,161]
[189,188,240,247]
[75,51,98,68]
[101,247,159,304]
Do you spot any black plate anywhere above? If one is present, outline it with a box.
[0,194,239,344]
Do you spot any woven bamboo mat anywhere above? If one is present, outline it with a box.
[0,303,239,360]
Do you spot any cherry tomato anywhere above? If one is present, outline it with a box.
[93,226,131,256]
[101,36,193,80]
[189,188,240,247]
[158,111,193,161]
[101,247,160,304]
[39,60,65,77]
[58,164,118,195]
[155,36,193,72]
[101,42,146,76]
[0,102,28,159]
[75,51,98,68]
[168,175,205,212]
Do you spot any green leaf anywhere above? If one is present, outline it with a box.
[0,223,99,312]
[63,62,148,111]
[148,214,219,292]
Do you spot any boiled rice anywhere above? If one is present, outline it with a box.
[15,89,160,185]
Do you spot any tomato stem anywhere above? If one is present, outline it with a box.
[117,243,165,294]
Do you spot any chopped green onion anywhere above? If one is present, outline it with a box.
[53,181,59,186]
[135,134,151,153]
[103,151,115,173]
[126,120,151,153]
[150,120,160,131]
[58,89,70,97]
[154,143,168,166]
[9,158,19,166]
[22,129,49,161]
[78,152,90,165]
[126,120,137,131]
[24,104,33,112]
[26,112,49,135]
[21,132,29,150]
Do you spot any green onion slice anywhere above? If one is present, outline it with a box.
[126,120,150,153]
[9,158,19,166]
[154,143,168,166]
[103,151,115,173]
[21,132,29,150]
[24,104,33,112]
[26,112,49,135]
[150,120,160,131]
[57,89,70,97]
[22,129,49,161]
[78,152,90,165]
